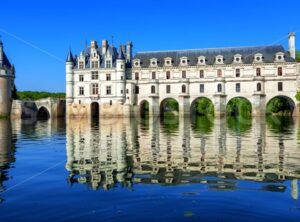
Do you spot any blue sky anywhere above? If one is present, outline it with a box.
[0,0,299,92]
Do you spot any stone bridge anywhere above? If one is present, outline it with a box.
[11,98,65,120]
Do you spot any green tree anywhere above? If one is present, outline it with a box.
[193,97,214,116]
[296,51,300,62]
[16,91,66,100]
[266,97,293,115]
[226,98,252,118]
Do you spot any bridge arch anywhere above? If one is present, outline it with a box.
[160,97,179,117]
[266,95,296,116]
[139,99,150,118]
[37,106,50,120]
[190,97,214,116]
[226,96,252,117]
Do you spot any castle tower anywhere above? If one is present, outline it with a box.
[0,40,15,117]
[116,45,126,104]
[66,49,74,117]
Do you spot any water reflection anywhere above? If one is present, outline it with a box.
[0,120,16,203]
[66,116,300,199]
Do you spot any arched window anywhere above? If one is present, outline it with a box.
[151,85,155,94]
[217,84,222,92]
[257,83,261,91]
[182,85,186,93]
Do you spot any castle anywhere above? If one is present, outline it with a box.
[66,33,299,118]
[0,40,15,117]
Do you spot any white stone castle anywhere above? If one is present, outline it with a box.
[66,33,299,118]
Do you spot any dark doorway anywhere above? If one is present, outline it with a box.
[91,102,99,119]
[37,107,50,120]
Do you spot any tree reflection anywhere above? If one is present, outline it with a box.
[226,116,252,134]
[266,115,294,134]
[191,116,214,134]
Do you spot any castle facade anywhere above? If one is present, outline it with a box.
[66,33,299,118]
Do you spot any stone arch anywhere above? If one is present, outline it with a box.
[226,97,252,117]
[160,97,179,117]
[190,97,214,116]
[139,100,150,118]
[266,95,296,116]
[91,102,99,118]
[37,106,50,120]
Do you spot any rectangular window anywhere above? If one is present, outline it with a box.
[152,72,156,79]
[79,75,84,82]
[106,86,111,95]
[256,68,261,76]
[182,70,186,78]
[200,70,204,78]
[166,85,171,94]
[135,72,139,80]
[106,74,111,81]
[79,87,84,95]
[79,61,84,69]
[92,83,98,95]
[91,71,98,80]
[236,83,241,92]
[126,89,129,94]
[106,60,111,68]
[166,71,170,79]
[217,84,222,92]
[278,67,283,76]
[278,82,283,91]
[217,69,222,77]
[121,90,123,94]
[200,84,204,93]
[91,61,98,68]
[236,69,240,77]
[135,86,139,94]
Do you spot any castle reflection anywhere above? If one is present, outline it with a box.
[0,119,15,203]
[66,116,300,199]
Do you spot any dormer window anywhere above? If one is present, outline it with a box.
[91,61,98,68]
[180,57,188,66]
[106,60,111,68]
[150,58,158,67]
[233,54,243,64]
[164,57,172,66]
[198,56,206,65]
[215,55,224,64]
[254,53,263,63]
[79,61,84,69]
[133,59,140,67]
[275,52,285,62]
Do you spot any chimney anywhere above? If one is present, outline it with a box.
[126,41,133,62]
[288,32,296,59]
[91,40,97,49]
[102,40,108,54]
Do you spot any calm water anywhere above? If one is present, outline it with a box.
[0,116,300,221]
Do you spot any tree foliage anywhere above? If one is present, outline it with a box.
[296,51,300,62]
[163,99,179,111]
[16,91,66,100]
[226,98,252,118]
[192,97,214,116]
[266,97,294,115]
[295,91,300,102]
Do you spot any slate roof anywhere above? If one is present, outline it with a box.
[0,52,12,69]
[73,45,124,69]
[134,45,295,67]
